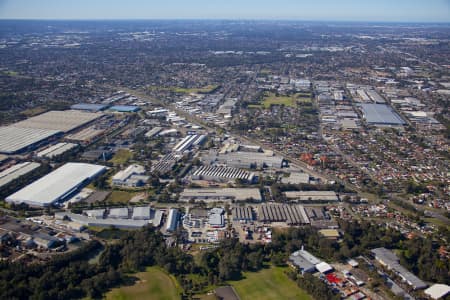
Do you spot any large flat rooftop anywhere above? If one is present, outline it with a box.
[360,104,406,126]
[6,162,106,207]
[0,126,61,154]
[0,162,41,188]
[180,188,262,202]
[13,110,104,133]
[285,191,339,202]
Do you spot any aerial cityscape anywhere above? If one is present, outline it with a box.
[0,1,449,300]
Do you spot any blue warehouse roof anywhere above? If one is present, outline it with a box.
[109,105,140,112]
[71,103,109,112]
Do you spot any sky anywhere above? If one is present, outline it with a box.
[0,0,449,22]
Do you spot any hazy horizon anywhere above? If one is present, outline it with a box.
[0,0,449,23]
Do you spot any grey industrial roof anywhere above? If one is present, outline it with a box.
[214,151,284,168]
[109,207,129,218]
[371,248,427,289]
[360,104,406,125]
[281,172,310,184]
[0,126,61,154]
[166,208,179,232]
[36,142,78,158]
[0,162,41,188]
[56,212,149,229]
[13,110,103,133]
[180,188,262,202]
[132,206,151,220]
[6,163,106,207]
[285,191,338,201]
[289,249,321,272]
[209,213,224,226]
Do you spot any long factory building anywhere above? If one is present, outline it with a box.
[205,151,285,169]
[0,162,41,189]
[6,162,107,207]
[257,204,310,225]
[0,110,103,154]
[180,188,262,202]
[284,191,339,202]
[191,166,256,183]
[173,134,206,152]
[232,206,254,221]
[36,142,78,159]
[0,126,61,154]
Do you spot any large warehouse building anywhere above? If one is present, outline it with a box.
[285,191,339,202]
[180,188,262,202]
[0,162,41,189]
[360,104,406,126]
[0,110,103,154]
[6,163,107,207]
[0,126,61,154]
[12,110,104,133]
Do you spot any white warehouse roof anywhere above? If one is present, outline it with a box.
[0,126,61,154]
[424,284,450,300]
[6,163,106,207]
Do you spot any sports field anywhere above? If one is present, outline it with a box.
[105,267,181,300]
[262,93,296,108]
[228,266,312,300]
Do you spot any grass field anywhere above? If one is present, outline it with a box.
[262,93,296,108]
[2,70,19,77]
[110,149,133,165]
[173,85,218,94]
[105,267,182,300]
[106,190,136,204]
[228,266,312,300]
[21,107,47,117]
[259,92,311,109]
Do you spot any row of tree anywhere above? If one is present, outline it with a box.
[1,218,448,299]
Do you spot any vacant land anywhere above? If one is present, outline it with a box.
[105,267,181,300]
[106,190,136,204]
[228,266,312,300]
[110,149,133,165]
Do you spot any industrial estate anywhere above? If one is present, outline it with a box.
[0,18,448,300]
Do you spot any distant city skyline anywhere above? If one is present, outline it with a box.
[0,0,449,22]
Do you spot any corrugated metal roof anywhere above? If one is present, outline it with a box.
[0,126,60,154]
[13,110,103,132]
[6,163,106,207]
[360,104,405,125]
[0,162,41,188]
[71,103,108,112]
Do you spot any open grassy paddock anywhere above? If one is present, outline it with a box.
[105,267,182,300]
[106,190,136,204]
[109,149,133,166]
[259,92,312,108]
[228,266,312,300]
